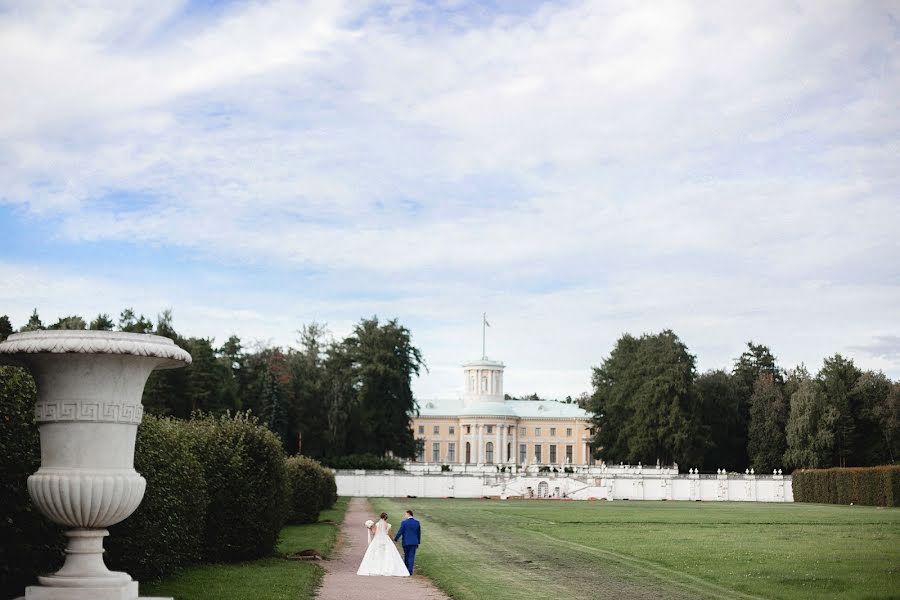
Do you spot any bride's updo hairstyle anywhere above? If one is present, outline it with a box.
[380,512,388,521]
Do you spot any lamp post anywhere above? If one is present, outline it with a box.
[0,331,191,600]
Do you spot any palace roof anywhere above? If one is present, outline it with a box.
[417,398,591,419]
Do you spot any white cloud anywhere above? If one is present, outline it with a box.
[1,1,898,395]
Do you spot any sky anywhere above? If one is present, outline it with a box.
[1,0,898,400]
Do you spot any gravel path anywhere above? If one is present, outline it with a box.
[315,497,451,600]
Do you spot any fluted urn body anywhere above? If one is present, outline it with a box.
[0,331,191,600]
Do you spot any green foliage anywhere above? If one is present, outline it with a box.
[694,369,744,470]
[20,309,43,331]
[0,315,13,341]
[784,375,837,469]
[285,456,328,524]
[793,466,900,506]
[589,330,701,466]
[47,315,87,330]
[188,412,289,562]
[322,453,405,470]
[0,366,63,599]
[747,373,788,472]
[118,307,154,333]
[107,416,208,581]
[818,354,862,467]
[89,313,115,330]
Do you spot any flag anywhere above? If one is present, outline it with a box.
[484,314,491,327]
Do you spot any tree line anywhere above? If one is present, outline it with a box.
[0,309,425,461]
[589,330,899,472]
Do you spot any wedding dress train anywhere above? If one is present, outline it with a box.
[357,519,410,576]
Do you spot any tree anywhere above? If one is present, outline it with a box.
[89,313,114,331]
[288,324,329,457]
[19,309,43,332]
[784,373,837,469]
[0,315,13,341]
[849,371,894,466]
[589,330,701,467]
[118,308,153,333]
[694,370,743,471]
[818,354,861,467]
[48,315,87,330]
[747,373,788,472]
[731,342,782,470]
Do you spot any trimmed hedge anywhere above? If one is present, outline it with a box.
[0,366,63,599]
[188,412,290,562]
[322,468,338,509]
[107,415,208,580]
[793,466,900,506]
[285,456,328,524]
[324,453,404,470]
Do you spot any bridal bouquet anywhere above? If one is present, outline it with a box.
[365,519,374,528]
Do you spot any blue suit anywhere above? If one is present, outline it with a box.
[393,517,421,574]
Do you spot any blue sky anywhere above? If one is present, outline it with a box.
[1,0,898,399]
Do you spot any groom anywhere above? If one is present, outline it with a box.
[393,509,421,575]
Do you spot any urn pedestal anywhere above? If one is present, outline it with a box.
[0,331,192,600]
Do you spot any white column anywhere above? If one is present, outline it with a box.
[495,423,501,463]
[476,424,483,464]
[512,423,518,464]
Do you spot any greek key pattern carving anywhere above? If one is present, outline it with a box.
[35,401,144,424]
[0,331,192,364]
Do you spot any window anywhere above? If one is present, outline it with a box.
[519,444,527,463]
[433,425,440,435]
[519,426,526,436]
[534,444,542,464]
[485,442,494,464]
[481,375,488,391]
[549,444,557,464]
[447,442,456,463]
[416,444,425,462]
[432,443,440,463]
[565,445,573,464]
[566,427,573,437]
[506,442,511,463]
[449,426,455,435]
[550,427,557,436]
[508,426,514,435]
[418,425,425,434]
[469,375,475,391]
[465,425,471,434]
[465,442,471,464]
[535,427,542,437]
[486,425,494,434]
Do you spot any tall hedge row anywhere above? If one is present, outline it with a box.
[2,365,339,600]
[793,466,900,506]
[285,456,336,524]
[106,415,208,580]
[188,412,290,562]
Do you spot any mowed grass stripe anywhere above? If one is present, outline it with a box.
[369,498,900,600]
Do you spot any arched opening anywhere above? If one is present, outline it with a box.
[507,442,511,463]
[465,442,471,464]
[485,441,494,464]
[537,481,549,498]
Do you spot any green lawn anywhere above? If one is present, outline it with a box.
[369,498,900,600]
[142,497,349,600]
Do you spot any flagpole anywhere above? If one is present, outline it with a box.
[482,312,486,359]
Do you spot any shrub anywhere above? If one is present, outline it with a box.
[107,415,207,581]
[322,468,338,509]
[285,456,328,524]
[188,412,289,562]
[0,366,64,599]
[793,466,900,506]
[323,453,404,470]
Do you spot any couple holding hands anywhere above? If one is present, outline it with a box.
[356,510,421,577]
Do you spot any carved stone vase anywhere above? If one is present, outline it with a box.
[0,331,192,600]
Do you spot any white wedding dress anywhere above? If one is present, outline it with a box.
[356,519,410,576]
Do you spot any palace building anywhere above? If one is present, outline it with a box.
[410,357,594,466]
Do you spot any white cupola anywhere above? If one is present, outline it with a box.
[462,358,505,407]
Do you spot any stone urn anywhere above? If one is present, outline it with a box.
[0,331,192,600]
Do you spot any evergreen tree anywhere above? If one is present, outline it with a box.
[849,371,893,466]
[747,373,788,472]
[732,341,782,470]
[20,309,43,332]
[818,354,861,467]
[0,315,13,341]
[48,315,87,330]
[695,369,743,470]
[89,313,114,330]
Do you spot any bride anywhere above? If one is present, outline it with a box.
[357,512,410,577]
